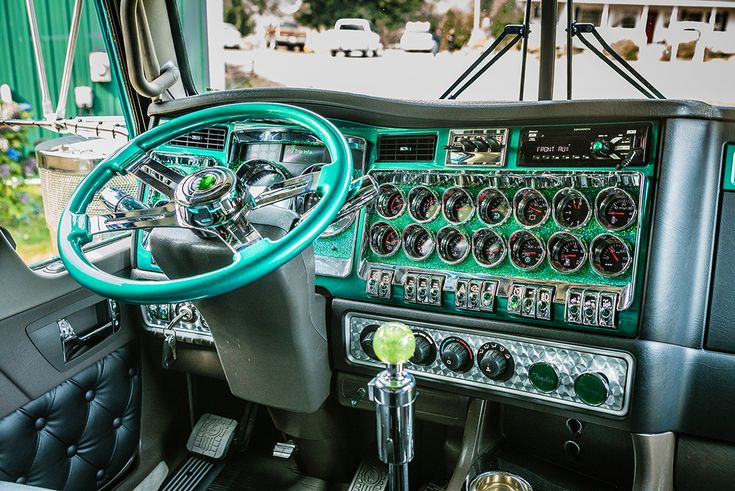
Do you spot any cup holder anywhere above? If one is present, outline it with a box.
[469,471,533,491]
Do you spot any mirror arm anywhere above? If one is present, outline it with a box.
[55,0,84,120]
[23,0,55,119]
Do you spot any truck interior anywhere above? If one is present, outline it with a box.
[1,0,735,490]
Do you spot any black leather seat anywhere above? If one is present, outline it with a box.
[0,344,141,490]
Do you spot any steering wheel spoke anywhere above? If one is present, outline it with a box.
[253,171,320,209]
[213,213,263,252]
[87,202,181,235]
[128,154,185,198]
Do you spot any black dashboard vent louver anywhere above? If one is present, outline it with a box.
[169,126,228,151]
[377,134,437,162]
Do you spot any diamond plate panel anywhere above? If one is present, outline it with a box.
[345,313,633,416]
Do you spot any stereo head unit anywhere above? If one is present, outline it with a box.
[518,123,651,167]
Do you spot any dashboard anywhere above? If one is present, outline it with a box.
[135,117,656,417]
[124,93,735,487]
[132,94,735,440]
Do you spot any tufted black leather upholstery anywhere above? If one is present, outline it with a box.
[0,344,141,490]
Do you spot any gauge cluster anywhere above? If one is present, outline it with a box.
[361,169,645,332]
[364,171,641,281]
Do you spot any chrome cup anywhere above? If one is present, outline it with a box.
[469,471,533,491]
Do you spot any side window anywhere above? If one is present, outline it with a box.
[0,2,125,266]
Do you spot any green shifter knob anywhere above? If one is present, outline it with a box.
[373,322,416,365]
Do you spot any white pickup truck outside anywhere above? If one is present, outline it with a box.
[328,18,382,57]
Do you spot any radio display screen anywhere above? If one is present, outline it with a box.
[518,124,649,166]
[281,144,328,164]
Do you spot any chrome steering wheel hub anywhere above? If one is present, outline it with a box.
[174,167,255,232]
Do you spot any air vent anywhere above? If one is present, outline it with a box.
[169,126,228,151]
[377,135,437,162]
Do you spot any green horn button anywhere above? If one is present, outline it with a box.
[373,322,416,365]
[198,174,217,190]
[528,362,559,393]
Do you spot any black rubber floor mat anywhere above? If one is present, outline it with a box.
[207,453,329,491]
[160,455,226,491]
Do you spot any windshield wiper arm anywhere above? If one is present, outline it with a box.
[570,22,665,100]
[439,24,526,100]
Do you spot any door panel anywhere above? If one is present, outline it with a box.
[0,344,141,490]
[0,233,144,490]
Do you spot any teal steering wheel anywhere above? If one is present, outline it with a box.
[58,103,353,304]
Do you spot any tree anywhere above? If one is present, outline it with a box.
[224,0,255,36]
[296,0,424,32]
[489,0,524,39]
[437,9,472,50]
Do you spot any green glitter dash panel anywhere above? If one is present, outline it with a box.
[363,171,644,288]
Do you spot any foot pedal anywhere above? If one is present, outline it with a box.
[272,440,297,459]
[186,413,238,460]
[347,456,389,491]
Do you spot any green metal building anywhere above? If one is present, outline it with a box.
[0,1,209,148]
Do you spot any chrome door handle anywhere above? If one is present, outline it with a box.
[58,300,120,362]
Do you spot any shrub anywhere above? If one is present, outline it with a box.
[0,102,43,228]
[609,39,639,61]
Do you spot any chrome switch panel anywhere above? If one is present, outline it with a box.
[345,313,634,416]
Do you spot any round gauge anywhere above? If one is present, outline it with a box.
[548,232,587,273]
[477,188,510,226]
[553,188,591,230]
[236,159,291,197]
[513,188,550,228]
[436,227,470,265]
[590,234,632,277]
[369,222,401,257]
[472,229,506,267]
[376,184,405,219]
[442,187,475,224]
[596,188,637,231]
[408,186,440,223]
[402,224,434,260]
[509,230,545,270]
[292,164,352,237]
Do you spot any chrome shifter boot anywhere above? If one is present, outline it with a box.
[368,322,417,491]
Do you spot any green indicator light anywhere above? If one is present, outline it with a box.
[373,322,416,365]
[528,362,559,393]
[592,140,604,152]
[575,373,609,406]
[198,174,217,190]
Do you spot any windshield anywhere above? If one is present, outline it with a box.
[213,0,735,104]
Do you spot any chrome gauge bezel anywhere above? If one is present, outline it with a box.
[513,188,550,229]
[472,228,507,268]
[293,163,353,237]
[402,224,435,260]
[595,187,637,231]
[442,186,475,225]
[408,186,441,223]
[590,233,632,277]
[552,187,591,230]
[368,222,401,258]
[375,183,406,220]
[436,226,471,265]
[547,231,587,274]
[508,230,546,271]
[476,187,511,227]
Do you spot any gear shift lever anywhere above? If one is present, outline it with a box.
[368,322,417,491]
